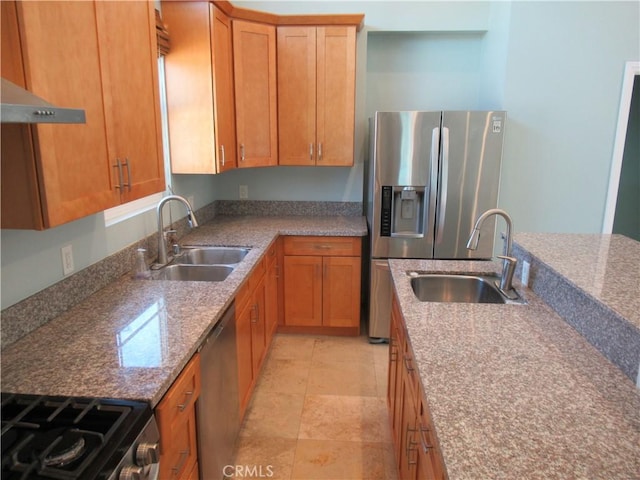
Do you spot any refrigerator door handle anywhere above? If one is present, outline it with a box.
[436,126,449,244]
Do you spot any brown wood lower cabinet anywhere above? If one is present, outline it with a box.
[236,244,278,419]
[281,236,361,335]
[388,294,446,480]
[156,354,201,480]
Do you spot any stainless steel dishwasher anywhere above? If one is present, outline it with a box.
[197,302,240,480]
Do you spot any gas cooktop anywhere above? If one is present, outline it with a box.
[1,393,155,480]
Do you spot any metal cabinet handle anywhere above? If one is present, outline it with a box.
[404,355,414,373]
[122,158,131,192]
[389,339,398,362]
[318,142,322,161]
[113,159,124,190]
[240,143,245,162]
[309,143,314,161]
[177,390,194,412]
[405,425,418,466]
[171,449,189,474]
[250,304,259,323]
[220,145,226,166]
[419,425,434,453]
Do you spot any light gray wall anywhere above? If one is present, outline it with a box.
[499,1,640,233]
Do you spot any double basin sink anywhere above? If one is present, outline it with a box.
[409,272,525,304]
[151,246,250,282]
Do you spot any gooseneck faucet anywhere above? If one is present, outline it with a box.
[156,195,198,266]
[466,208,518,299]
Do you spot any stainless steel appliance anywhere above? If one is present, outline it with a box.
[196,303,240,480]
[0,393,159,480]
[366,110,506,340]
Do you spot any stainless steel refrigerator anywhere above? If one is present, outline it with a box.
[365,110,506,340]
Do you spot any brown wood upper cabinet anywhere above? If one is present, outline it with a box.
[1,1,164,230]
[233,20,278,168]
[277,26,356,167]
[162,2,237,174]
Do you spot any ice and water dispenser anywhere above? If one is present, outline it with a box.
[380,186,426,238]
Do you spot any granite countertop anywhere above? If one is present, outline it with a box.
[389,252,640,479]
[0,215,367,407]
[514,233,640,330]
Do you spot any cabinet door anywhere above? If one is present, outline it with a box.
[250,275,267,377]
[10,1,116,228]
[416,394,445,480]
[399,368,419,480]
[283,256,322,326]
[162,1,216,174]
[265,247,279,344]
[322,256,361,327]
[277,26,316,166]
[236,302,254,416]
[212,6,237,172]
[233,20,278,168]
[316,26,356,166]
[95,0,164,203]
[388,310,401,451]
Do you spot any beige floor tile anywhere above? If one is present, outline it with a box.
[298,394,389,442]
[233,436,296,480]
[240,390,305,439]
[270,334,317,361]
[291,439,389,480]
[311,336,376,366]
[382,441,399,480]
[255,358,311,395]
[306,359,378,397]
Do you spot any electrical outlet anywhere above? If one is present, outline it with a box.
[521,260,530,287]
[239,185,249,200]
[61,245,75,276]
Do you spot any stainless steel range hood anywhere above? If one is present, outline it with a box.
[0,78,86,124]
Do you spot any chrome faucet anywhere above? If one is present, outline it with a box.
[156,195,198,266]
[466,208,518,299]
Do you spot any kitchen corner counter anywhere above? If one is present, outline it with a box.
[0,215,366,407]
[389,252,640,479]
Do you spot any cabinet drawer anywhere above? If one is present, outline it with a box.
[283,236,361,256]
[236,257,267,312]
[156,354,201,429]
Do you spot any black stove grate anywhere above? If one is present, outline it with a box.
[1,393,150,480]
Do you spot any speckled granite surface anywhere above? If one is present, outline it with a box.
[513,233,640,383]
[0,216,366,407]
[0,201,360,349]
[389,258,640,480]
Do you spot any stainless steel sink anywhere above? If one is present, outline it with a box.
[409,273,524,304]
[151,264,234,282]
[176,246,250,265]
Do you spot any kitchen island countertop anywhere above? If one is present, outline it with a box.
[389,233,640,479]
[0,215,367,407]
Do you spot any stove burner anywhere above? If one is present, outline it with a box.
[43,431,86,467]
[1,393,154,480]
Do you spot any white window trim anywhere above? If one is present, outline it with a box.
[104,192,163,227]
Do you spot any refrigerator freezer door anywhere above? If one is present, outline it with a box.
[368,259,392,340]
[434,111,506,259]
[370,111,440,259]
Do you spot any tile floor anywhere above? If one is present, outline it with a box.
[232,333,399,480]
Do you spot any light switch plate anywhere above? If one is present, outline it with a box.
[239,185,249,200]
[61,245,75,276]
[521,260,530,287]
